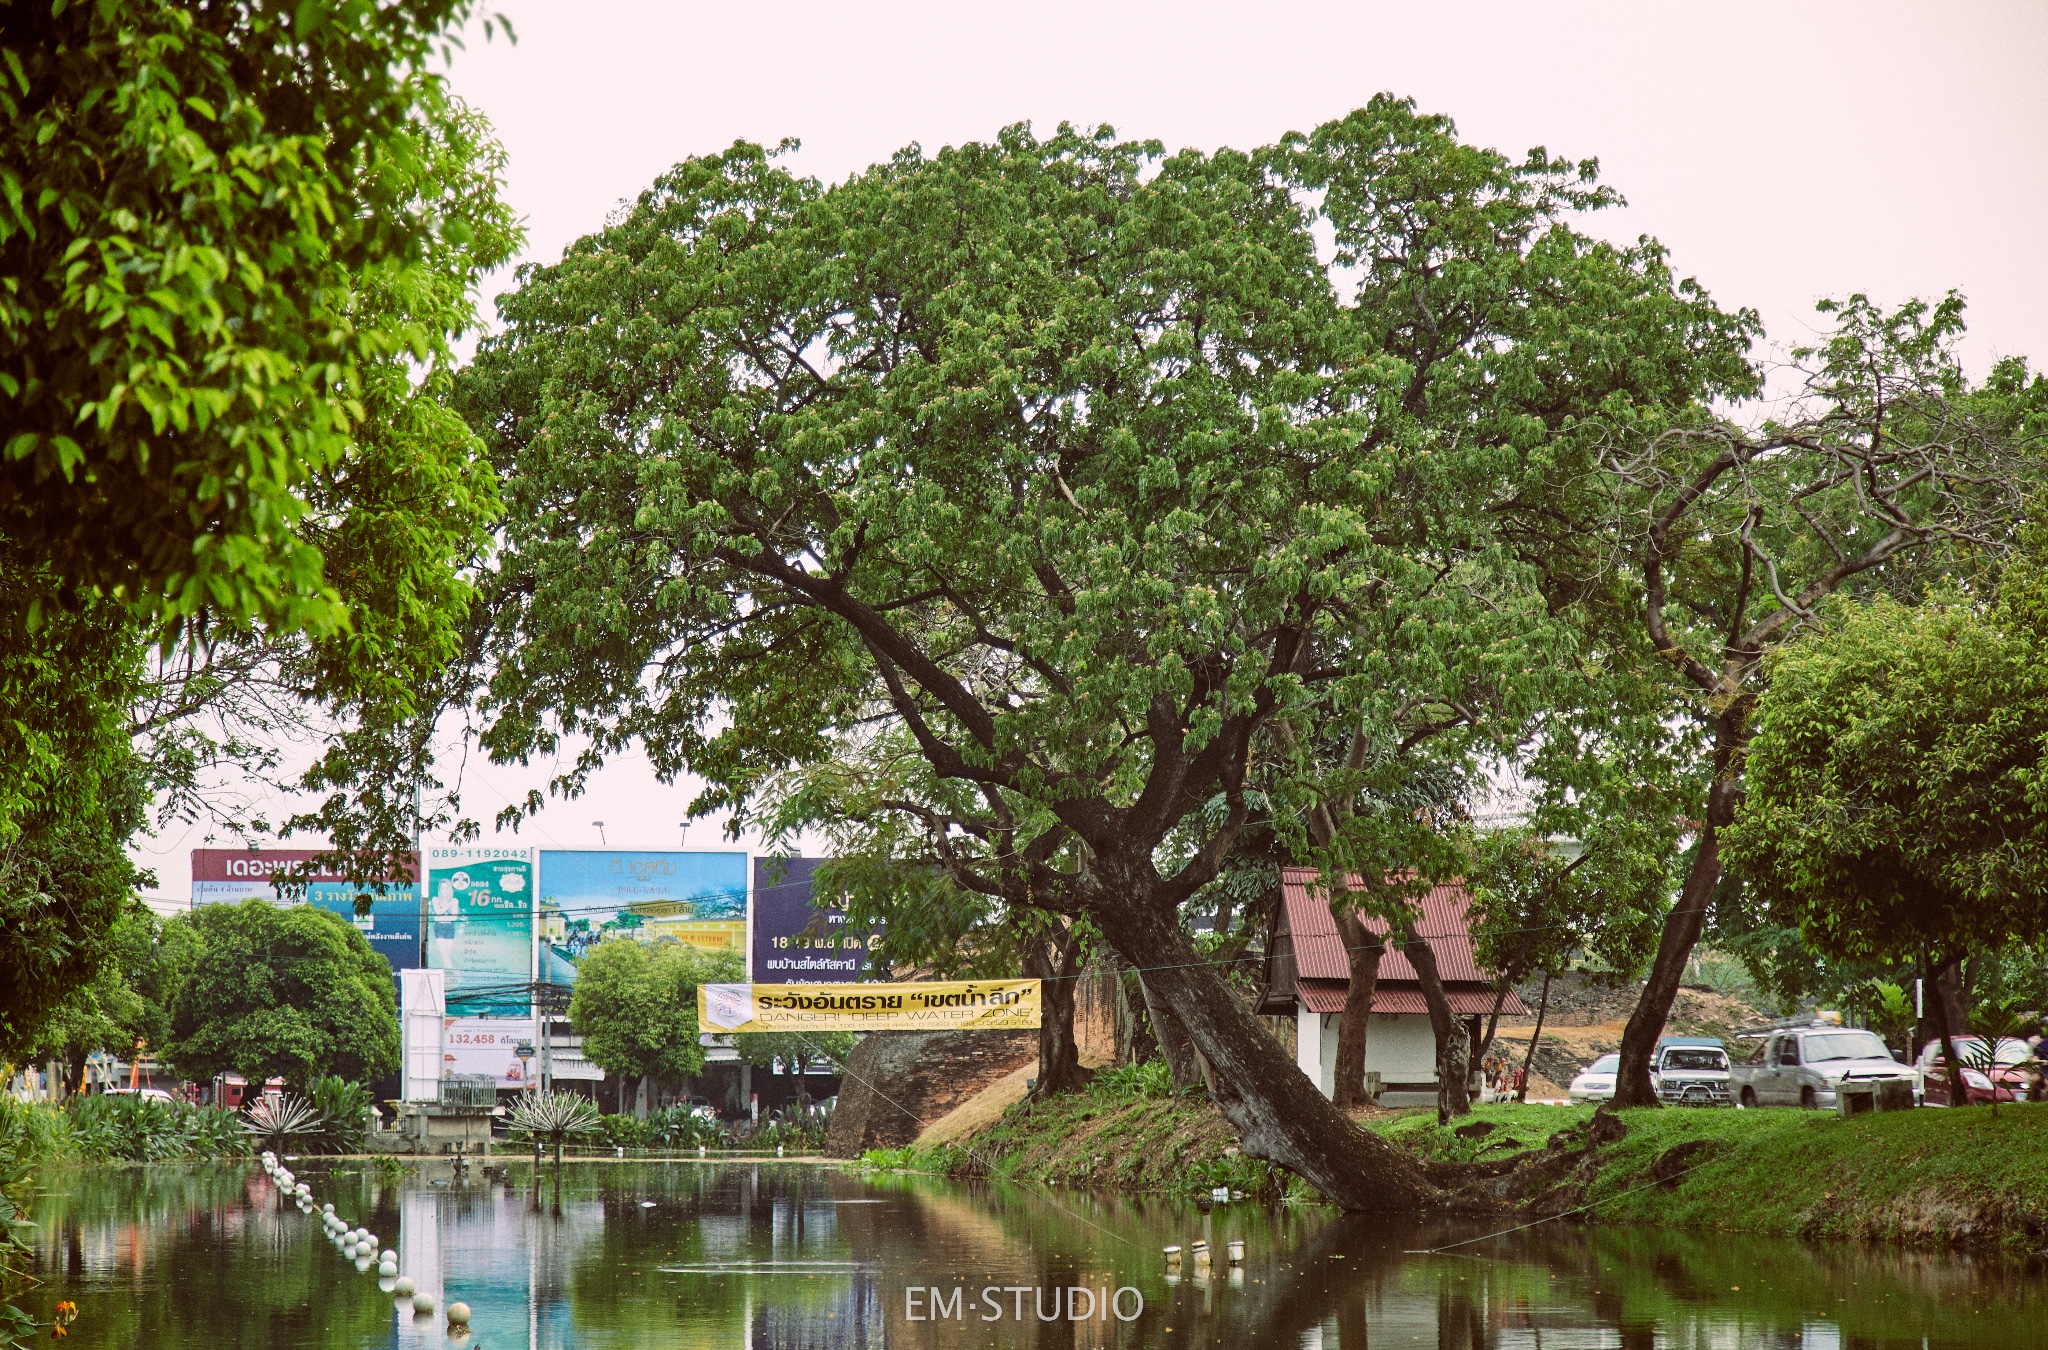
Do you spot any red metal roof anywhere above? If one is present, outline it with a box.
[1277,866,1525,1013]
[1294,978,1519,1016]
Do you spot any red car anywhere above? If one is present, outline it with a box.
[1915,1037,2032,1105]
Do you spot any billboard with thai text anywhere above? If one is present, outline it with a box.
[191,848,419,972]
[424,846,534,1017]
[749,856,883,983]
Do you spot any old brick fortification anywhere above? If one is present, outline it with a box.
[822,1029,1037,1157]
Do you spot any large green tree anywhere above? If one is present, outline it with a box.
[166,899,398,1088]
[567,940,735,1114]
[454,103,1753,1209]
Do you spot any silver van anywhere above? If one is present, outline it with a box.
[1730,1026,1912,1109]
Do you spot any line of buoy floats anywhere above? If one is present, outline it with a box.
[260,1149,472,1336]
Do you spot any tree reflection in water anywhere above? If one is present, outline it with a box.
[23,1161,2048,1348]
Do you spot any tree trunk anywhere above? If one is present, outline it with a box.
[1616,724,1747,1109]
[1139,969,1205,1090]
[1517,971,1552,1102]
[634,1074,650,1120]
[618,1074,627,1116]
[1092,883,1434,1212]
[1926,955,1971,1108]
[1329,909,1382,1109]
[1109,957,1157,1067]
[1469,965,1521,1087]
[1933,961,1969,1040]
[1025,926,1087,1095]
[1613,824,1719,1108]
[1402,932,1470,1123]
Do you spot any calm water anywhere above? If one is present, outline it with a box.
[19,1158,2048,1348]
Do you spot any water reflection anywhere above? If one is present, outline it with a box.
[20,1160,2048,1348]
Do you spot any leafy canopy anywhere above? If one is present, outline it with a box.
[458,101,1752,928]
[0,0,509,630]
[566,939,738,1085]
[166,899,399,1089]
[1724,560,2048,963]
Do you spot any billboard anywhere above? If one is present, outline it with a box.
[750,856,883,983]
[441,1017,536,1089]
[537,850,749,986]
[424,846,534,1017]
[191,849,419,973]
[699,980,1041,1032]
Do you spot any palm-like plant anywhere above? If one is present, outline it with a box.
[507,1090,601,1169]
[242,1094,327,1154]
[1959,1000,2027,1117]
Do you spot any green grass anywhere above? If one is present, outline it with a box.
[1376,1100,2048,1249]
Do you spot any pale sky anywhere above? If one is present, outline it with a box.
[134,0,2048,898]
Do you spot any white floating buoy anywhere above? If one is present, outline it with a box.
[322,1203,334,1214]
[380,1250,395,1264]
[776,1145,784,1157]
[412,1293,435,1316]
[1227,1239,1246,1264]
[354,1256,374,1273]
[697,1146,705,1158]
[393,1277,416,1298]
[446,1303,471,1327]
[378,1260,397,1278]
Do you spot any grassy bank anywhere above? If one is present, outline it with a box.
[859,1061,1311,1201]
[868,1072,2048,1249]
[1373,1100,2048,1247]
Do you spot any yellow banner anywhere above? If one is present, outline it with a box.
[698,980,1041,1032]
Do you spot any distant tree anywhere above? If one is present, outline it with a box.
[568,941,738,1115]
[1725,567,2048,1103]
[106,907,201,1065]
[730,1031,857,1110]
[167,901,398,1088]
[1550,297,2046,1108]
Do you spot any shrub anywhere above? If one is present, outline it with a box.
[66,1094,249,1162]
[1093,1059,1175,1099]
[306,1077,373,1153]
[597,1113,653,1149]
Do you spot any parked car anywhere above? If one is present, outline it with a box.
[1568,1054,1621,1103]
[1915,1036,2030,1106]
[102,1087,175,1104]
[1730,1025,1912,1109]
[1654,1037,1732,1106]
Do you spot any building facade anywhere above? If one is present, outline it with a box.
[1258,867,1524,1107]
